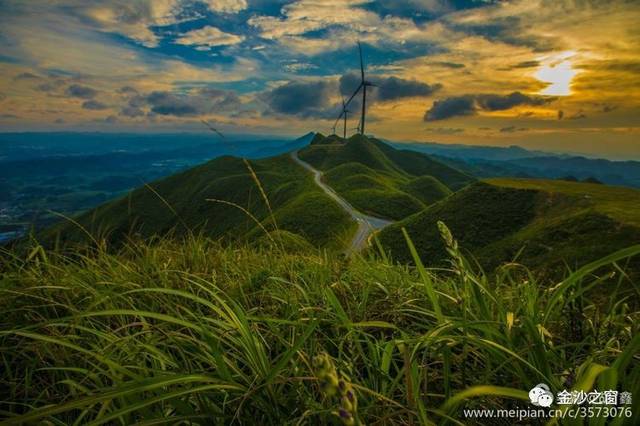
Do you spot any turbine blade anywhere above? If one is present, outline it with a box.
[201,120,225,139]
[358,42,365,81]
[345,83,363,106]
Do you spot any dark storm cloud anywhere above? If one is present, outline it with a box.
[339,73,441,102]
[476,92,551,111]
[82,100,108,110]
[66,84,97,99]
[263,81,333,117]
[424,95,475,121]
[375,77,441,101]
[425,92,554,121]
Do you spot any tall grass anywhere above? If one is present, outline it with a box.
[0,226,638,424]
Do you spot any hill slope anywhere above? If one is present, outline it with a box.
[43,154,355,249]
[378,178,640,274]
[298,134,473,219]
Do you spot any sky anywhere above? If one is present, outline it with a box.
[0,0,639,159]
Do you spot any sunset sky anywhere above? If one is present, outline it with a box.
[0,0,638,158]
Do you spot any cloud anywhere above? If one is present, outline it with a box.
[425,127,464,134]
[424,95,475,121]
[375,76,441,101]
[557,110,564,120]
[82,100,108,110]
[120,106,145,118]
[118,86,139,95]
[247,0,436,55]
[499,126,528,133]
[66,84,98,99]
[283,62,318,73]
[175,26,245,48]
[431,61,465,69]
[14,72,40,80]
[36,78,66,93]
[340,73,441,102]
[84,0,187,47]
[425,92,554,121]
[476,92,551,111]
[262,81,333,117]
[143,88,242,116]
[204,0,248,14]
[509,60,539,69]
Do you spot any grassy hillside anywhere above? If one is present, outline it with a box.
[2,231,639,424]
[298,134,473,219]
[378,178,640,275]
[42,154,355,249]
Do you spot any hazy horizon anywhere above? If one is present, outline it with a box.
[1,130,638,162]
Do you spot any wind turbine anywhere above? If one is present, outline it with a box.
[341,42,375,135]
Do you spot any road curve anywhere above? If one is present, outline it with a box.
[291,150,393,254]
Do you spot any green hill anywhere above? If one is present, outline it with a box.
[298,134,473,219]
[41,134,474,245]
[42,154,355,249]
[378,178,640,274]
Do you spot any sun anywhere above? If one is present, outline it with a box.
[534,51,579,96]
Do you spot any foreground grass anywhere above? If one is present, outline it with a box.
[1,228,639,425]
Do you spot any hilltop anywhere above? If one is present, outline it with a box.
[298,133,473,219]
[378,177,640,275]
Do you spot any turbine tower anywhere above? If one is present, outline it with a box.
[342,96,348,139]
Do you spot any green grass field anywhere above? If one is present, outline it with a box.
[379,178,640,277]
[487,178,640,227]
[1,226,638,424]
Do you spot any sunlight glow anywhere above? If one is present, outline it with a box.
[534,51,579,96]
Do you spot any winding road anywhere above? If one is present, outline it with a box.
[291,150,393,255]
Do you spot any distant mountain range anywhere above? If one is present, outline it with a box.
[391,141,640,188]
